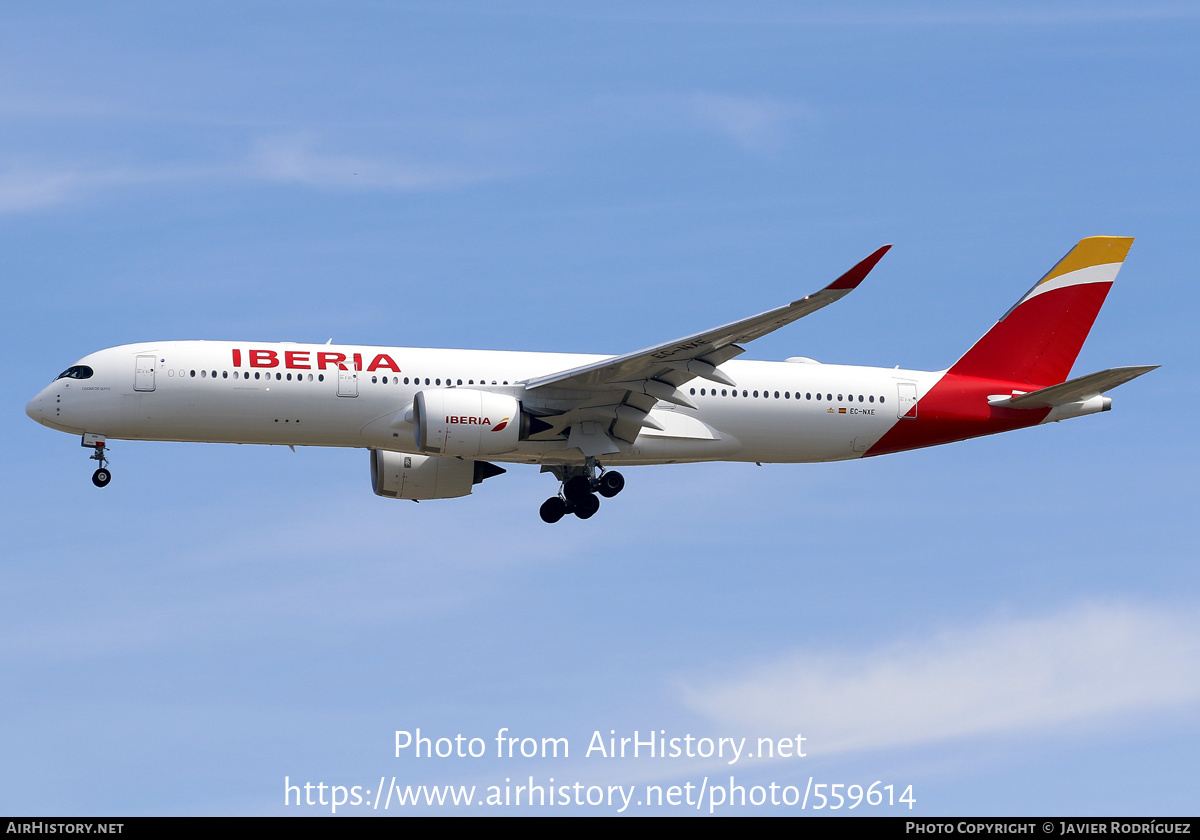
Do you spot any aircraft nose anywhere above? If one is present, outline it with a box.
[25,394,43,423]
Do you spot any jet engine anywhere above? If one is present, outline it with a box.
[412,389,524,457]
[370,450,505,501]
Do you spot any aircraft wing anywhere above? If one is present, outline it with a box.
[523,244,891,397]
[520,245,891,453]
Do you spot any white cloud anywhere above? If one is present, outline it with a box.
[249,136,496,191]
[0,167,119,213]
[682,602,1200,755]
[0,163,217,213]
[0,137,499,214]
[686,94,805,154]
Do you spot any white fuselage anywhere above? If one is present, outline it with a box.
[26,341,940,466]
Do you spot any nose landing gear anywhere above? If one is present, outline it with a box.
[538,459,624,523]
[83,434,111,487]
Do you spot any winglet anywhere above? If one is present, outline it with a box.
[826,244,892,291]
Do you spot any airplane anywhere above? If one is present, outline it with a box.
[26,236,1156,523]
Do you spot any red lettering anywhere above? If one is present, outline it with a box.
[366,353,400,373]
[232,349,242,368]
[249,349,279,368]
[317,352,347,371]
[284,351,311,370]
[353,353,363,372]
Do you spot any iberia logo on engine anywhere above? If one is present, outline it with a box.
[447,416,510,432]
[448,416,510,433]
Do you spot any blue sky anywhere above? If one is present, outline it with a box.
[3,1,1198,815]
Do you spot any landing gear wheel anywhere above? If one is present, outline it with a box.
[539,496,567,524]
[574,493,600,519]
[563,475,593,503]
[92,468,111,488]
[597,470,625,498]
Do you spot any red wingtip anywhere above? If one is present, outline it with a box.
[826,244,892,291]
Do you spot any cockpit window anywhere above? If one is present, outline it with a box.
[55,365,94,381]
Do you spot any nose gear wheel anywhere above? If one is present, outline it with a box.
[84,437,112,488]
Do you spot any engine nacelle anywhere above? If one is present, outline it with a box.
[370,450,505,501]
[413,389,522,457]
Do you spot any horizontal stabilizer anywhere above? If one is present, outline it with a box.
[988,365,1159,409]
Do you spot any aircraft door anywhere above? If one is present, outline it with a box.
[897,382,917,418]
[134,355,156,391]
[337,365,358,397]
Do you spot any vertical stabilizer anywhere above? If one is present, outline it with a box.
[947,236,1133,386]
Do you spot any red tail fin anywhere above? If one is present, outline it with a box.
[948,237,1133,386]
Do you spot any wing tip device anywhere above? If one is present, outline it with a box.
[825,244,893,292]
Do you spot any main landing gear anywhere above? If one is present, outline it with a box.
[539,459,625,523]
[83,435,111,487]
